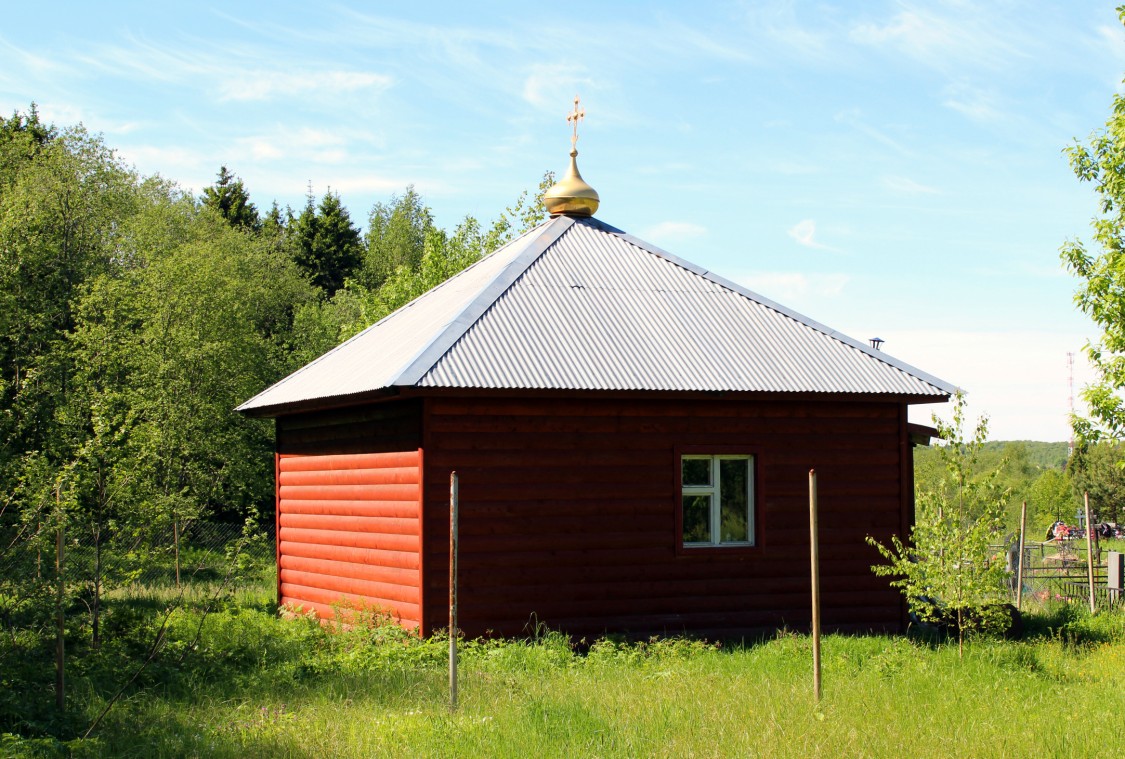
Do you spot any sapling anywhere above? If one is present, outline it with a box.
[869,394,1012,657]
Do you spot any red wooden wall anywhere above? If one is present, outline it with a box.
[272,392,919,639]
[418,393,914,638]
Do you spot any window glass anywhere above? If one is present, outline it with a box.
[719,458,749,543]
[682,494,711,543]
[682,457,711,487]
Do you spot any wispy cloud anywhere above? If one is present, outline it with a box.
[735,271,850,304]
[642,221,707,244]
[942,81,1003,124]
[883,175,939,195]
[788,219,840,252]
[652,18,754,63]
[522,64,597,110]
[116,144,209,181]
[233,127,363,165]
[739,1,837,61]
[75,33,394,106]
[834,108,913,156]
[219,70,393,102]
[848,4,1028,74]
[0,35,70,80]
[768,159,820,176]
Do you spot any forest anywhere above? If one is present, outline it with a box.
[0,103,550,598]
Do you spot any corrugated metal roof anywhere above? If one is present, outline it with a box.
[239,215,955,415]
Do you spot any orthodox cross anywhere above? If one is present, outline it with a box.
[567,96,585,151]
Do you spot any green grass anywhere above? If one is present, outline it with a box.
[5,597,1125,758]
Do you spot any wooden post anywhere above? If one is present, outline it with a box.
[1085,492,1096,615]
[1016,501,1027,611]
[449,471,459,712]
[809,469,822,704]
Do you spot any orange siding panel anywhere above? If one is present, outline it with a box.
[280,584,420,627]
[280,541,419,570]
[275,423,424,627]
[280,527,420,553]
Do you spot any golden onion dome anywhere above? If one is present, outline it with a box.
[543,96,600,218]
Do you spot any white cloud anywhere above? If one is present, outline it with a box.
[642,221,707,245]
[740,2,833,61]
[787,219,840,252]
[883,175,939,195]
[218,70,393,102]
[848,5,1027,73]
[233,127,356,165]
[1096,22,1125,67]
[942,82,1003,124]
[768,160,819,176]
[0,35,69,79]
[834,108,913,156]
[521,65,596,110]
[858,329,1096,442]
[117,144,206,175]
[734,271,850,304]
[35,102,87,128]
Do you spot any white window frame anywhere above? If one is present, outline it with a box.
[681,454,755,548]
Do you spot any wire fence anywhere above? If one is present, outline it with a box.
[0,519,274,631]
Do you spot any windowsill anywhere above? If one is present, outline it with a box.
[676,543,759,559]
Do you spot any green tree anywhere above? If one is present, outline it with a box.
[1062,6,1125,445]
[201,165,259,232]
[361,185,434,289]
[1068,440,1125,524]
[292,188,361,296]
[0,103,57,188]
[1029,468,1076,536]
[482,170,556,251]
[869,395,1012,656]
[0,119,138,527]
[120,195,315,529]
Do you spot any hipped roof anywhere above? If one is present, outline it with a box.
[238,215,955,417]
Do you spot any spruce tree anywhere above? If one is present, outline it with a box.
[292,188,361,296]
[201,165,259,232]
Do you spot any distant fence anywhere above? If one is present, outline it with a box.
[1012,538,1123,609]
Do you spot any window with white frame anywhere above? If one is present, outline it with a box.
[681,455,754,547]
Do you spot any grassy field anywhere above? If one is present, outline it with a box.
[4,585,1125,758]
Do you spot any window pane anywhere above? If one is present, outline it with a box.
[719,458,749,543]
[682,458,711,487]
[683,494,712,543]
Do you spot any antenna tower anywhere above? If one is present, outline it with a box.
[1067,351,1075,457]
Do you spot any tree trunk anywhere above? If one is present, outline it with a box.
[55,515,65,712]
[92,525,102,649]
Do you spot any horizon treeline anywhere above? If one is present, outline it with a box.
[914,438,1125,535]
[0,104,552,602]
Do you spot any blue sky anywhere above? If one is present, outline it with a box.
[2,1,1122,441]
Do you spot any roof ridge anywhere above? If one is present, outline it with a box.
[391,215,577,386]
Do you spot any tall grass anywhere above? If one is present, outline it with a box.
[6,597,1123,758]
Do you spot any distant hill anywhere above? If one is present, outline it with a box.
[980,441,1069,470]
[914,440,1070,477]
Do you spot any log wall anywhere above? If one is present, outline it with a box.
[419,394,911,638]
